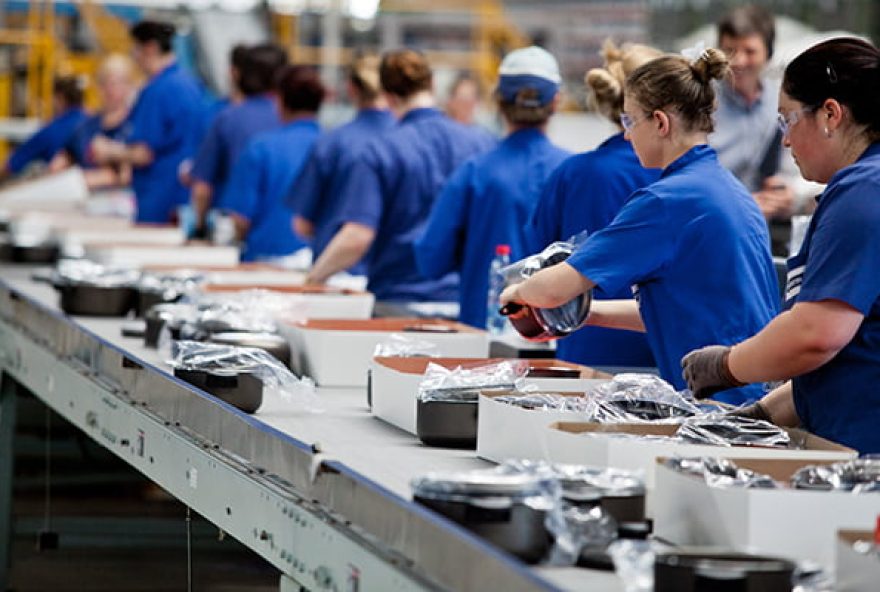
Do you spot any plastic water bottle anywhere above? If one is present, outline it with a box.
[487,244,511,335]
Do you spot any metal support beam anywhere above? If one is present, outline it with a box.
[0,372,18,592]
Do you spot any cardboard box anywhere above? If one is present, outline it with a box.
[201,284,374,320]
[60,225,185,247]
[0,167,88,206]
[142,263,306,286]
[541,422,856,491]
[281,319,489,387]
[477,390,611,464]
[652,458,875,570]
[369,358,609,435]
[84,242,239,268]
[837,530,880,591]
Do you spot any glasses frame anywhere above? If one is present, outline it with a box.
[777,106,817,137]
[620,111,651,132]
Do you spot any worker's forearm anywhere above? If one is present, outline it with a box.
[307,224,373,284]
[190,181,213,223]
[506,263,593,309]
[728,307,849,384]
[585,299,646,332]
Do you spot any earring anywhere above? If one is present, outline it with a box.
[824,127,833,138]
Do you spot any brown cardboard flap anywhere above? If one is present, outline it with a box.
[291,318,484,334]
[143,263,283,273]
[202,284,365,296]
[374,357,607,379]
[552,421,680,437]
[838,530,873,545]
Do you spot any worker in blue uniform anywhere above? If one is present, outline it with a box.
[304,49,495,309]
[221,66,324,262]
[289,53,394,272]
[682,38,880,454]
[50,54,138,190]
[414,46,570,328]
[526,41,662,368]
[3,77,88,178]
[89,20,204,224]
[190,43,287,234]
[502,47,778,405]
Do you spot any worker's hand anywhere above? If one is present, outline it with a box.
[304,270,326,287]
[726,400,773,423]
[681,345,745,400]
[89,136,124,165]
[293,216,314,240]
[753,176,794,220]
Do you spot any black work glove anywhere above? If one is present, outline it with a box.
[681,345,746,400]
[726,400,773,423]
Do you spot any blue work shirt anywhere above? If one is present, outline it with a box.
[567,145,778,405]
[333,107,496,302]
[527,133,660,367]
[785,142,880,454]
[64,114,129,168]
[287,108,395,271]
[126,63,204,223]
[6,107,88,174]
[414,128,569,327]
[221,119,319,262]
[191,94,280,205]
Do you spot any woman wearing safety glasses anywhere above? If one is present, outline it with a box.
[501,47,778,405]
[682,38,880,454]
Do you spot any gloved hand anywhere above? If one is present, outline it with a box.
[681,345,746,400]
[726,400,773,423]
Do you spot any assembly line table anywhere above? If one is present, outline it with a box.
[0,264,624,592]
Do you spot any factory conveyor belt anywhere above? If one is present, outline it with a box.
[0,264,623,592]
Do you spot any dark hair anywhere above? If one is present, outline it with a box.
[498,90,554,126]
[230,43,250,72]
[717,4,775,58]
[625,48,730,133]
[130,20,176,54]
[53,76,84,108]
[276,65,325,113]
[783,37,880,141]
[380,49,432,98]
[239,43,288,96]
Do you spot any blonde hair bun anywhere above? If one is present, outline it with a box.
[690,47,730,84]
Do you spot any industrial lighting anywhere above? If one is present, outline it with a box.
[345,0,379,21]
[217,0,260,12]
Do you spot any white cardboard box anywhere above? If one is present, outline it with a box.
[0,167,88,206]
[281,319,489,387]
[369,358,609,436]
[836,530,880,591]
[540,422,857,490]
[143,263,307,286]
[84,243,239,268]
[60,225,185,247]
[653,459,877,571]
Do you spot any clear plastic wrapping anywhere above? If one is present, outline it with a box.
[52,259,141,287]
[583,374,700,423]
[190,289,299,334]
[417,360,530,403]
[608,539,655,592]
[790,459,880,493]
[168,340,320,412]
[138,270,204,297]
[664,457,779,489]
[676,414,791,448]
[372,333,441,358]
[493,392,593,412]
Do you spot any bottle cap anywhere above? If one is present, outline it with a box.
[495,244,511,256]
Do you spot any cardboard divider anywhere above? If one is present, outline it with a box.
[291,318,481,333]
[653,456,874,571]
[202,284,365,296]
[371,356,610,379]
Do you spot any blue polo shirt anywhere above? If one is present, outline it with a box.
[333,107,496,302]
[7,107,88,174]
[221,119,319,262]
[785,142,880,454]
[287,108,395,271]
[192,94,280,205]
[64,114,129,168]
[126,63,204,223]
[567,145,778,405]
[414,128,569,327]
[527,133,660,367]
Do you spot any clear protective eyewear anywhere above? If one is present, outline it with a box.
[777,106,814,137]
[620,111,650,132]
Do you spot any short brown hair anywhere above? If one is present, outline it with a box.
[625,48,730,133]
[497,89,554,126]
[717,4,775,57]
[349,53,382,102]
[276,65,325,113]
[380,49,432,98]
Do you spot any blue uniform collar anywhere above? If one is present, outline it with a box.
[358,108,392,119]
[821,142,880,202]
[504,127,547,146]
[400,107,442,125]
[152,61,180,82]
[661,144,715,178]
[282,118,319,132]
[598,131,628,150]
